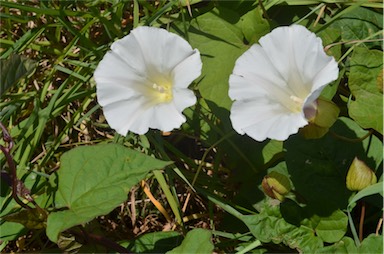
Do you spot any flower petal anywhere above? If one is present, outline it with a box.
[310,58,339,93]
[173,89,197,112]
[230,99,308,141]
[131,27,197,76]
[258,25,338,98]
[94,53,152,106]
[229,75,267,100]
[231,44,286,94]
[172,49,202,89]
[107,30,147,76]
[102,96,152,135]
[150,103,186,132]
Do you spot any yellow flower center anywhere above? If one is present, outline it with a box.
[289,95,304,113]
[152,82,173,103]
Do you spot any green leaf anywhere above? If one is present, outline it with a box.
[330,7,382,48]
[314,210,348,243]
[348,182,383,208]
[0,221,26,242]
[122,231,182,253]
[280,198,304,226]
[0,54,36,97]
[285,117,383,215]
[359,234,383,253]
[166,228,214,254]
[2,208,47,230]
[318,27,342,100]
[241,200,323,252]
[318,27,341,61]
[348,47,383,134]
[187,6,249,111]
[239,7,270,45]
[46,143,171,243]
[262,140,284,167]
[315,237,357,253]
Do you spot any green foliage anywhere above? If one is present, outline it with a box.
[349,182,383,207]
[186,6,250,111]
[315,237,358,253]
[166,228,214,254]
[240,7,270,45]
[46,143,171,242]
[359,234,383,253]
[0,221,26,242]
[330,6,383,48]
[241,200,324,252]
[348,47,383,134]
[2,208,47,230]
[313,210,348,243]
[285,117,382,214]
[123,231,183,253]
[0,54,36,96]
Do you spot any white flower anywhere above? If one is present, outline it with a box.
[94,26,202,135]
[228,25,339,141]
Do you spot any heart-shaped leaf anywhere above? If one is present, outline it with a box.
[46,143,171,242]
[187,7,249,111]
[348,47,383,134]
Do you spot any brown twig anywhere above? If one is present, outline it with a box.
[129,187,138,227]
[313,4,326,27]
[324,38,384,52]
[141,180,172,223]
[359,201,366,242]
[376,216,383,236]
[258,0,270,20]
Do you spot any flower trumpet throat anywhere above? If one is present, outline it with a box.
[289,95,305,113]
[261,171,292,201]
[346,157,377,191]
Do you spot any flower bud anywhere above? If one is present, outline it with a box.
[346,157,377,191]
[311,98,340,128]
[262,171,292,201]
[301,98,340,139]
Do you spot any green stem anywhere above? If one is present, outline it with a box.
[330,129,373,143]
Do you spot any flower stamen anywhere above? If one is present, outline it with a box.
[289,95,304,112]
[152,82,173,103]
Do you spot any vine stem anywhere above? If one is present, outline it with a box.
[325,38,384,52]
[0,122,33,210]
[330,129,373,143]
